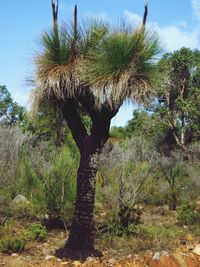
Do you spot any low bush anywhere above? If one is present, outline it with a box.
[177,204,199,225]
[188,224,200,237]
[0,236,26,253]
[26,224,47,242]
[131,224,186,240]
[11,202,36,220]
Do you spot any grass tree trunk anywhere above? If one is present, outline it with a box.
[58,99,113,259]
[67,145,100,250]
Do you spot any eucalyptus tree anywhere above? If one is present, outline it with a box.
[0,85,24,126]
[154,48,200,150]
[31,0,160,257]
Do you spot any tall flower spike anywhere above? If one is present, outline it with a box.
[74,5,78,39]
[51,0,59,31]
[142,0,148,27]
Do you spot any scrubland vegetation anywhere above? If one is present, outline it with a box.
[1,1,200,266]
[1,47,200,260]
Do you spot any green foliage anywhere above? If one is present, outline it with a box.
[177,204,199,225]
[38,28,72,66]
[83,27,159,90]
[44,145,76,218]
[25,224,47,242]
[188,224,200,237]
[14,143,77,219]
[0,236,26,253]
[0,85,25,126]
[11,202,36,220]
[108,218,130,237]
[125,110,167,141]
[132,224,186,240]
[15,153,45,210]
[155,48,200,147]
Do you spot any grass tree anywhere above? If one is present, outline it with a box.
[31,0,160,258]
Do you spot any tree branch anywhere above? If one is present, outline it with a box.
[76,88,122,121]
[62,100,88,151]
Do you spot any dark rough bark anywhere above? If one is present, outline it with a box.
[66,149,100,249]
[65,121,110,250]
[56,98,116,259]
[169,192,177,211]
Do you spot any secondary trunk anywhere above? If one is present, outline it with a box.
[169,192,177,211]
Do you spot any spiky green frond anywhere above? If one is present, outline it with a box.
[80,26,160,106]
[35,26,79,101]
[78,20,109,56]
[33,19,160,110]
[34,21,109,104]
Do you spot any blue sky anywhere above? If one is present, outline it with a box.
[0,0,200,126]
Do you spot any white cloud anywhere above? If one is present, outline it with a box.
[192,0,200,21]
[124,10,200,52]
[12,89,29,107]
[157,26,199,51]
[124,10,142,26]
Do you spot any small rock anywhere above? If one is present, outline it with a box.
[193,245,200,256]
[152,252,160,260]
[86,256,94,263]
[154,205,169,216]
[73,261,81,266]
[187,244,195,250]
[108,258,116,265]
[127,254,132,259]
[12,194,28,204]
[183,254,198,267]
[180,239,187,245]
[186,234,193,241]
[171,253,187,267]
[11,253,18,257]
[60,231,65,237]
[162,251,169,256]
[160,255,179,267]
[45,255,55,261]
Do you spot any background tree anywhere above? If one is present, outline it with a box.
[154,48,200,150]
[155,151,186,210]
[0,85,25,126]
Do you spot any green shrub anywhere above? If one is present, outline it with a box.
[26,224,47,242]
[0,236,26,253]
[15,154,45,211]
[44,146,76,219]
[11,202,37,220]
[177,204,199,225]
[188,224,200,236]
[131,224,186,240]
